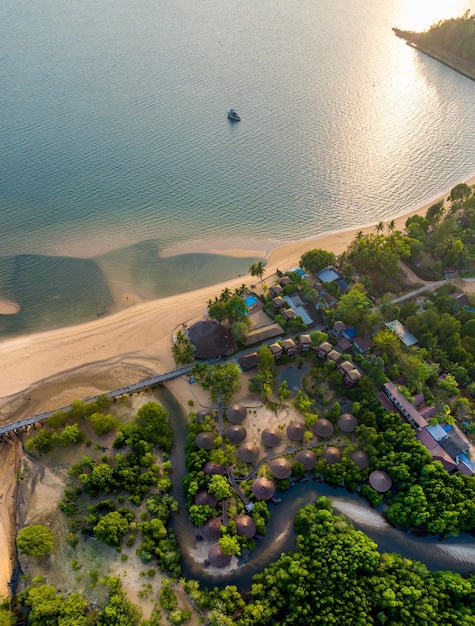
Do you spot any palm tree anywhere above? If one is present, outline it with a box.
[355,230,364,241]
[387,219,396,234]
[375,221,384,234]
[220,287,232,303]
[249,261,266,290]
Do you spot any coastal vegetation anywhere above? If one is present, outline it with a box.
[5,180,475,624]
[17,525,54,558]
[394,11,475,79]
[201,499,475,625]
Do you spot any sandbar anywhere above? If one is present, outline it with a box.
[0,300,20,315]
[0,174,474,417]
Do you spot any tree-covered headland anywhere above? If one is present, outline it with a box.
[394,11,475,79]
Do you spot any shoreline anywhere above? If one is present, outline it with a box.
[160,175,475,260]
[0,174,474,415]
[0,174,474,599]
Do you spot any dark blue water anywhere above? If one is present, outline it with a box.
[1,0,474,334]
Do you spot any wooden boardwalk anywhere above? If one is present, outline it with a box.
[0,365,193,438]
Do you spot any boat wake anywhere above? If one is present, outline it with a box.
[436,544,475,564]
[332,500,389,529]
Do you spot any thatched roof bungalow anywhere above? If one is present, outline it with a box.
[199,517,222,541]
[203,461,227,476]
[281,337,298,354]
[296,449,317,470]
[268,342,283,359]
[269,457,292,479]
[235,515,257,539]
[225,424,247,444]
[312,418,334,438]
[316,341,333,358]
[238,442,260,463]
[286,421,306,441]
[369,470,392,493]
[321,446,342,465]
[350,449,370,469]
[208,543,232,568]
[337,413,358,433]
[226,404,247,424]
[188,319,235,359]
[269,285,284,297]
[251,477,275,500]
[194,490,218,507]
[195,431,215,450]
[299,334,312,351]
[280,276,293,287]
[282,308,297,321]
[261,427,283,447]
[195,409,214,422]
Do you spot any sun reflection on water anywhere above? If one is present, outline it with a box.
[397,0,475,32]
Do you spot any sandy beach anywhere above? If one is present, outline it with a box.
[0,175,474,597]
[0,175,474,422]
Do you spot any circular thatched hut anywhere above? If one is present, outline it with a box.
[251,477,275,500]
[261,427,283,447]
[237,442,260,464]
[208,543,232,568]
[269,457,292,479]
[195,409,214,423]
[286,421,306,441]
[226,404,247,424]
[369,470,392,493]
[195,431,215,451]
[225,424,247,444]
[295,449,317,470]
[203,461,227,476]
[350,449,370,469]
[312,418,334,438]
[194,490,218,508]
[188,319,235,359]
[321,446,342,465]
[337,413,358,433]
[199,517,222,541]
[235,515,257,539]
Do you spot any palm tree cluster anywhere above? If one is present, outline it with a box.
[249,261,266,289]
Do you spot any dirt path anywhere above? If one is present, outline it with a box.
[399,261,431,286]
[0,437,21,598]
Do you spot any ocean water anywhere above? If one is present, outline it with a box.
[1,0,474,335]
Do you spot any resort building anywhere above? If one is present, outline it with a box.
[316,341,333,358]
[383,382,428,430]
[281,337,298,355]
[385,320,419,346]
[381,382,474,476]
[244,323,284,346]
[272,296,286,310]
[238,351,259,370]
[268,342,283,360]
[298,334,312,351]
[282,308,297,321]
[268,285,284,297]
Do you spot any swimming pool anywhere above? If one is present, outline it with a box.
[245,295,258,308]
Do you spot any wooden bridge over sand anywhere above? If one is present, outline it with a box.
[0,365,193,440]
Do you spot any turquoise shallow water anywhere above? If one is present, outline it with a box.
[1,0,474,335]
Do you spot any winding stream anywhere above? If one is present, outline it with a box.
[157,387,475,590]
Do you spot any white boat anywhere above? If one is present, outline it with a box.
[227,108,241,121]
